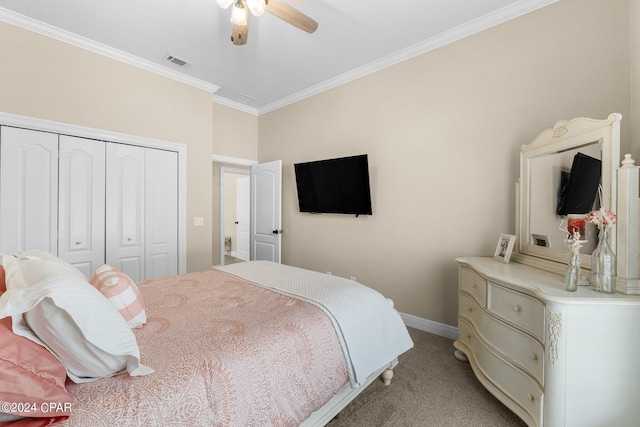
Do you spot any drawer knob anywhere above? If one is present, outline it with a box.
[472,283,478,289]
[467,306,473,313]
[466,333,472,340]
[527,393,535,402]
[531,353,539,361]
[512,305,522,313]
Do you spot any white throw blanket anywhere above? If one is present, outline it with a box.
[216,261,414,387]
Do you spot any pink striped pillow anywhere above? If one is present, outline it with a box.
[91,265,146,329]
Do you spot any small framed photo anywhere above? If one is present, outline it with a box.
[494,234,516,264]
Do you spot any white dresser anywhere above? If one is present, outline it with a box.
[454,257,640,427]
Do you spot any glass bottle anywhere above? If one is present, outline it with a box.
[564,252,580,292]
[591,226,616,293]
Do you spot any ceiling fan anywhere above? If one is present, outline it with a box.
[216,0,318,45]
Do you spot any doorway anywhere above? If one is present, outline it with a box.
[215,155,282,266]
[219,167,250,265]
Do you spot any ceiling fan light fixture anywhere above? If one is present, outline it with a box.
[216,0,234,9]
[230,0,248,25]
[246,0,267,16]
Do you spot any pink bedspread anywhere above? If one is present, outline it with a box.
[54,269,348,426]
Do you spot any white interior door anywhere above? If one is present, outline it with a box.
[145,149,178,278]
[0,126,58,255]
[58,135,106,278]
[236,175,250,261]
[106,143,145,282]
[250,160,282,262]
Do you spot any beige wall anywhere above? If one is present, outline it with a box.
[257,0,633,325]
[0,21,214,273]
[213,103,259,159]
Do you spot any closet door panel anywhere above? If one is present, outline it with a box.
[58,136,106,278]
[145,149,178,279]
[0,127,58,254]
[106,143,145,282]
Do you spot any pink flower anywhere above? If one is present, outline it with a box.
[585,208,617,228]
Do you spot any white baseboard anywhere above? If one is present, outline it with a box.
[400,312,458,341]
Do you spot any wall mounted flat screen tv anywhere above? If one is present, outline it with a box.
[556,152,601,215]
[294,154,372,216]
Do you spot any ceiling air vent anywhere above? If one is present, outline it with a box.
[164,54,192,68]
[235,94,257,105]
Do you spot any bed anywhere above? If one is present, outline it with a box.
[0,252,413,426]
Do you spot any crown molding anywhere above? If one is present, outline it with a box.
[256,0,559,115]
[0,7,220,94]
[0,0,558,115]
[211,154,257,166]
[213,95,259,116]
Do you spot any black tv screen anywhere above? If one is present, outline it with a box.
[294,154,373,216]
[556,152,601,215]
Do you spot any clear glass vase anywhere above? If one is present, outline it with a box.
[591,226,616,293]
[564,252,580,292]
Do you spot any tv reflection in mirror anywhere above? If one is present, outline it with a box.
[556,152,601,216]
[294,154,373,217]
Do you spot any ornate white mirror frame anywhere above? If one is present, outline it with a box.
[513,113,640,294]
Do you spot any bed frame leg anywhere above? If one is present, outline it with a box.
[382,368,393,386]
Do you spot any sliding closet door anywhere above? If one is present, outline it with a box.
[106,143,145,282]
[145,149,178,278]
[0,126,58,254]
[58,136,106,278]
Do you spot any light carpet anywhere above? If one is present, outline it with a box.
[326,327,527,426]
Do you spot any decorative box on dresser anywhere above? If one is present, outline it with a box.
[454,258,640,426]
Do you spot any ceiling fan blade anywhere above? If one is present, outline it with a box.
[231,24,249,45]
[266,0,318,34]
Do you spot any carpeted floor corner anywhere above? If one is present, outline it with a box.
[326,328,527,427]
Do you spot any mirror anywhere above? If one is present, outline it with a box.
[529,141,600,254]
[514,114,621,273]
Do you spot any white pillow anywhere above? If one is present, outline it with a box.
[12,250,88,284]
[0,255,154,383]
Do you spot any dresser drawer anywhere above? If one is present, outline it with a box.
[459,267,487,306]
[459,319,542,426]
[487,283,545,343]
[459,293,544,385]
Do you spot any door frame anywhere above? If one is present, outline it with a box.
[211,154,258,265]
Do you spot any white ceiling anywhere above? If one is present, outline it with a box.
[0,0,557,115]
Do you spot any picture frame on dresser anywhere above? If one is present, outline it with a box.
[494,234,516,263]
